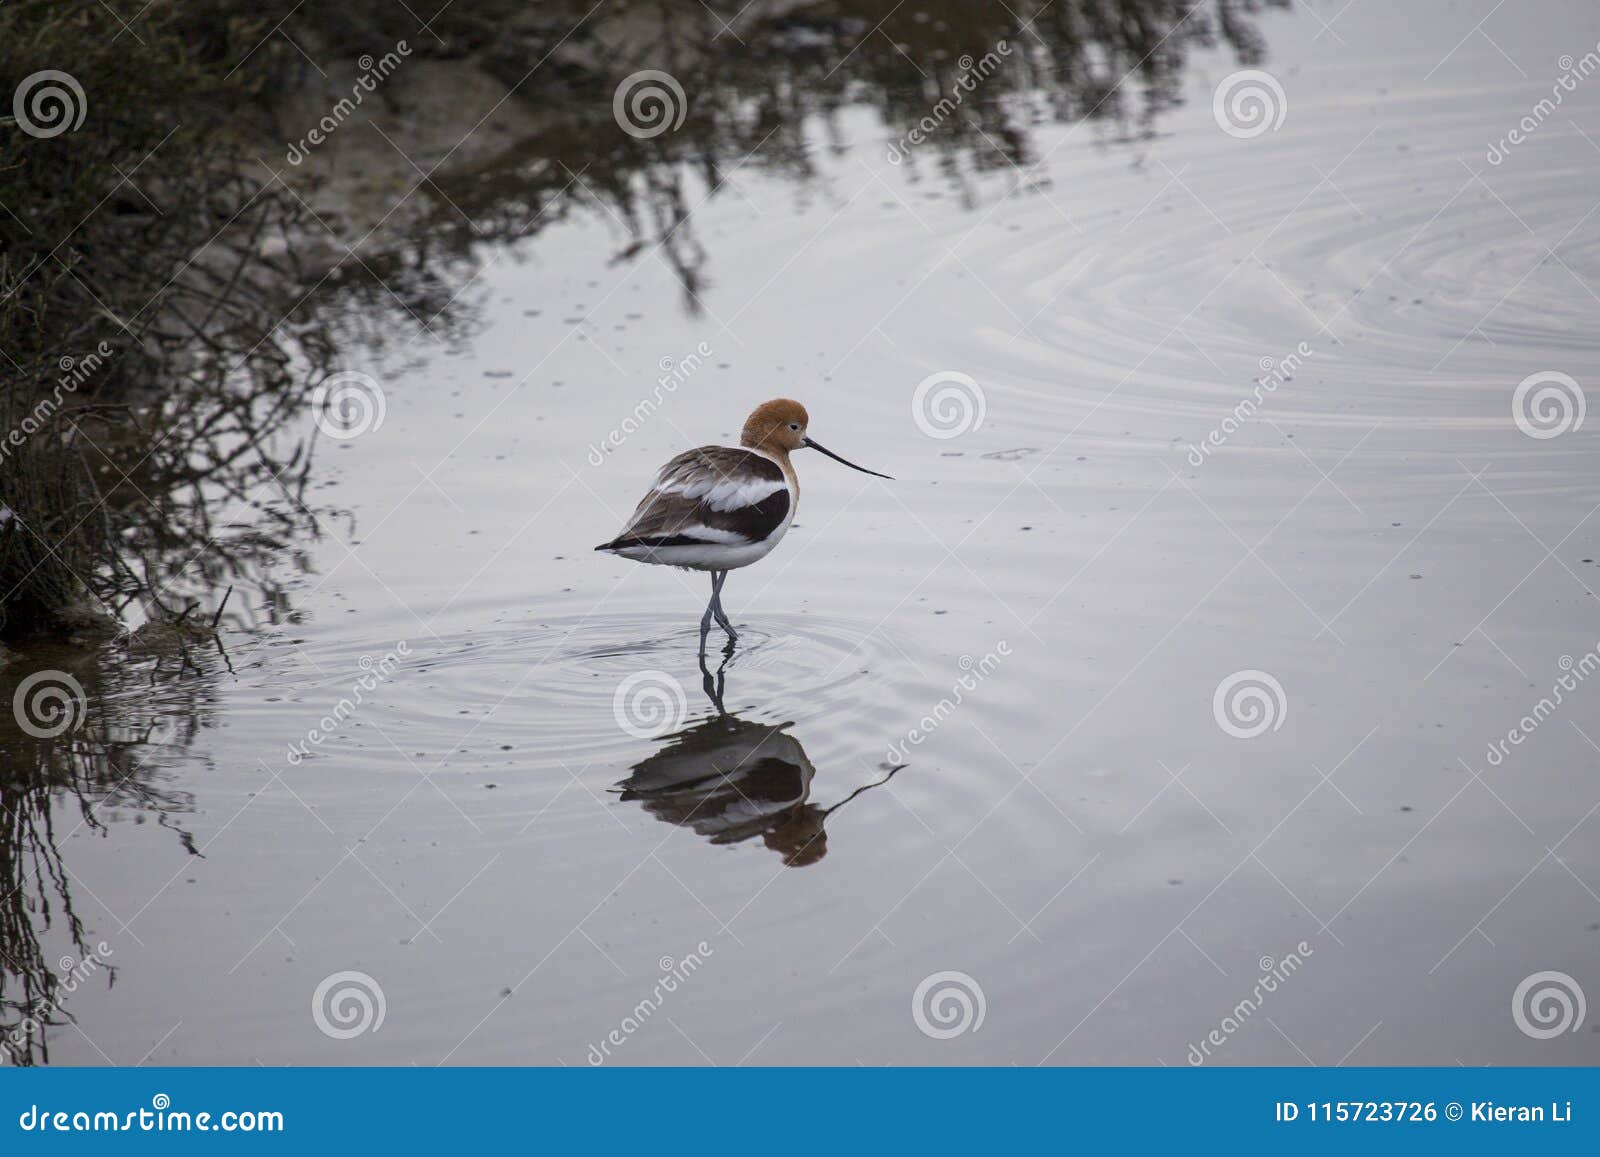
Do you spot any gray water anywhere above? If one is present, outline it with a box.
[5,0,1600,1066]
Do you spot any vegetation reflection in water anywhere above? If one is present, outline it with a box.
[0,646,216,1065]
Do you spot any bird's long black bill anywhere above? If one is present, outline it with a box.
[803,437,893,479]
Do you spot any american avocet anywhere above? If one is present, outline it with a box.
[595,398,892,648]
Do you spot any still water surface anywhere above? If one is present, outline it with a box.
[5,0,1600,1065]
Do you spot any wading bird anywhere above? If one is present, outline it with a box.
[595,399,892,650]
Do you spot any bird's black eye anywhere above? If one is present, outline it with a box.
[788,422,800,431]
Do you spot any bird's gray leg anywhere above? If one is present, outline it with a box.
[711,569,737,643]
[699,571,717,654]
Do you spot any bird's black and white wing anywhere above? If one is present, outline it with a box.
[596,446,791,559]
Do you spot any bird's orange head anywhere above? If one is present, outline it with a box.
[741,399,810,454]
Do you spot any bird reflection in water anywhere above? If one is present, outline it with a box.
[614,652,901,867]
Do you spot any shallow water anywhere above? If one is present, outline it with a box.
[6,0,1600,1065]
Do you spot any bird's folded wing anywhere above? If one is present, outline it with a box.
[613,447,789,546]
